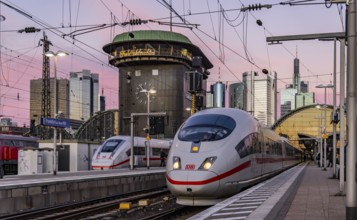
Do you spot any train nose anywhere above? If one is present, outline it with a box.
[166,170,220,196]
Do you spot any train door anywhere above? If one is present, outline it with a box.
[257,130,264,176]
[133,146,146,166]
[262,136,271,174]
[250,133,260,177]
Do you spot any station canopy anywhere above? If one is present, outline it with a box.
[272,104,345,153]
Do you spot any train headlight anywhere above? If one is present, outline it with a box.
[191,145,199,152]
[172,156,181,170]
[199,157,217,170]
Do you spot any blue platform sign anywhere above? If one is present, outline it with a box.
[41,117,70,128]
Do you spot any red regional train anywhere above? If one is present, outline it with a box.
[0,134,38,175]
[166,108,302,206]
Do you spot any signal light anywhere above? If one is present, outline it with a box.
[144,128,150,134]
[149,116,165,135]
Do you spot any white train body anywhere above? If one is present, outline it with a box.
[166,108,301,206]
[92,136,171,170]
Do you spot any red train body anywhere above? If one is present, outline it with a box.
[0,134,38,175]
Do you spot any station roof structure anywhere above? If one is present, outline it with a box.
[272,104,345,153]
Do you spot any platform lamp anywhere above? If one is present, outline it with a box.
[139,88,157,135]
[139,88,156,169]
[45,50,69,175]
[315,106,324,168]
[315,84,334,171]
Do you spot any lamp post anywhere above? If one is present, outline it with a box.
[316,84,334,171]
[45,50,68,175]
[140,88,157,131]
[139,88,156,169]
[314,110,323,168]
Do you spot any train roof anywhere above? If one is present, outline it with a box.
[194,108,261,125]
[105,135,172,146]
[0,134,38,141]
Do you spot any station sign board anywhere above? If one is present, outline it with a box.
[41,117,70,128]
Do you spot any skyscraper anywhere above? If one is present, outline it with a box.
[211,82,225,108]
[69,70,99,121]
[253,72,277,126]
[30,78,69,124]
[296,93,315,108]
[300,81,309,93]
[280,87,297,116]
[243,71,277,126]
[293,57,300,92]
[280,56,315,117]
[229,83,245,109]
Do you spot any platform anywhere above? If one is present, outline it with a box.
[282,162,345,220]
[189,161,345,219]
[0,168,166,216]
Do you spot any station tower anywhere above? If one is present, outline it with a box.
[103,30,213,138]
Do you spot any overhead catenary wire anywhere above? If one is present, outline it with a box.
[0,0,344,125]
[152,0,335,88]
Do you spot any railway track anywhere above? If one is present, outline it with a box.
[0,187,169,220]
[138,206,206,220]
[82,193,206,220]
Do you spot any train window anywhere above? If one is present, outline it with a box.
[178,114,235,142]
[256,141,262,153]
[263,138,271,154]
[134,147,145,155]
[152,148,168,156]
[3,140,12,146]
[270,141,282,156]
[277,142,283,155]
[101,139,124,153]
[152,148,160,156]
[235,133,256,158]
[286,144,294,157]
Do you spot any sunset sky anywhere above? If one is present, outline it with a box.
[0,0,346,126]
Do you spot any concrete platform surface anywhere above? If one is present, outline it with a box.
[189,161,345,220]
[283,162,345,220]
[0,168,167,215]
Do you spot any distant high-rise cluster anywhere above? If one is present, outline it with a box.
[205,55,315,126]
[280,56,315,117]
[30,69,105,126]
[226,71,277,127]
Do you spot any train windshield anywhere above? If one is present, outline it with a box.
[101,139,124,153]
[178,114,236,142]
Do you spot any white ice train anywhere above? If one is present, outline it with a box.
[166,108,302,206]
[91,136,171,170]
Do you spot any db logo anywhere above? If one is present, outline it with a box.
[185,164,195,170]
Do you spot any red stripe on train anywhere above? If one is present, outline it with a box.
[166,161,251,185]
